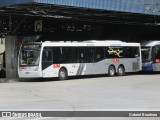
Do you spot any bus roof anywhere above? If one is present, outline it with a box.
[39,40,140,47]
[141,40,160,47]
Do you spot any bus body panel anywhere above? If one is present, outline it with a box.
[42,63,96,77]
[41,58,141,78]
[153,63,160,71]
[104,58,141,73]
[42,64,82,77]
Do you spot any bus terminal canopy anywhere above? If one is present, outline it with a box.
[0,0,160,26]
[1,0,160,39]
[0,0,160,16]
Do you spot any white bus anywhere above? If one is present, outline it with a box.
[18,40,142,80]
[141,41,160,71]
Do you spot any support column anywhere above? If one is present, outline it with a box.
[5,36,17,78]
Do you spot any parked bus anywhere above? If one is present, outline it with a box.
[141,40,160,71]
[18,40,142,80]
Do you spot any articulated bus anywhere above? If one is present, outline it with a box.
[141,41,160,71]
[18,40,142,80]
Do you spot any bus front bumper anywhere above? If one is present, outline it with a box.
[18,71,42,78]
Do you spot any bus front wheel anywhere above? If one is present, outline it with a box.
[108,65,116,77]
[58,68,68,80]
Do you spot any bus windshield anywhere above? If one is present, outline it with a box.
[19,44,41,66]
[141,47,151,62]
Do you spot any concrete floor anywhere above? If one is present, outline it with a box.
[0,73,160,119]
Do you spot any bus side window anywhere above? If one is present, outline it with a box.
[78,47,85,63]
[151,47,155,61]
[95,47,105,62]
[53,47,61,64]
[132,47,140,58]
[124,47,139,58]
[106,47,124,58]
[84,47,94,63]
[105,47,110,58]
[62,47,74,63]
[73,48,79,63]
[124,47,132,58]
[155,46,160,59]
[42,47,53,62]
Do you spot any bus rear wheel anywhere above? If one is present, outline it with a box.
[117,65,125,76]
[58,68,68,80]
[108,65,116,77]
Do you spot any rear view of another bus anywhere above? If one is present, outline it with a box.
[18,43,42,78]
[141,41,160,71]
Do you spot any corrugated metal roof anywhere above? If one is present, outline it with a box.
[0,0,160,15]
[0,0,33,6]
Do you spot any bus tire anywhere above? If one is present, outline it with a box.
[58,68,68,80]
[117,65,125,76]
[108,65,116,77]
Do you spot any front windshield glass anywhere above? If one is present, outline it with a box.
[141,47,151,62]
[19,44,41,66]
